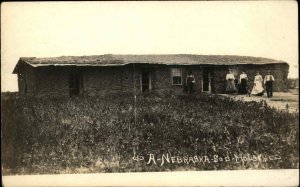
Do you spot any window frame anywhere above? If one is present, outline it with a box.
[171,67,183,85]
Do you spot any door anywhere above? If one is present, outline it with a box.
[69,72,83,96]
[141,69,152,93]
[202,68,213,92]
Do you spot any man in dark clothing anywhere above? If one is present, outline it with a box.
[264,70,275,98]
[186,71,195,94]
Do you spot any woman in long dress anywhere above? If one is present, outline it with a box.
[238,70,248,94]
[251,71,264,96]
[225,69,237,93]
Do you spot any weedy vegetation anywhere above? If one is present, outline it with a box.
[1,92,299,174]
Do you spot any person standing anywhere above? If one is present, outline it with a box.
[251,71,264,96]
[226,69,237,93]
[238,70,248,94]
[186,71,195,94]
[264,70,275,98]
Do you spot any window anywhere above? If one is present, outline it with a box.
[171,68,182,85]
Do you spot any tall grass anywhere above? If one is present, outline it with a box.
[1,92,298,174]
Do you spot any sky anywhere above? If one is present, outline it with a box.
[1,1,298,92]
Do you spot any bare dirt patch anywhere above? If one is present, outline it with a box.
[220,90,299,113]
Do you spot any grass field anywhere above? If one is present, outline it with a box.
[1,92,299,175]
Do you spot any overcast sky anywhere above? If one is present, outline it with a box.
[1,1,298,92]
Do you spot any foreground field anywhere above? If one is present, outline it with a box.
[1,93,299,174]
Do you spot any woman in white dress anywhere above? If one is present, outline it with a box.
[251,71,264,96]
[225,69,237,93]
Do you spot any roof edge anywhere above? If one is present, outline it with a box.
[12,59,37,74]
[12,55,290,74]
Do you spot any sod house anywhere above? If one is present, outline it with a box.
[13,54,289,97]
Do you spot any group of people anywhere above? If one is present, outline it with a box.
[185,69,275,97]
[226,69,275,97]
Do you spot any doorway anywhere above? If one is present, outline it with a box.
[141,69,152,93]
[202,68,213,92]
[69,72,83,96]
